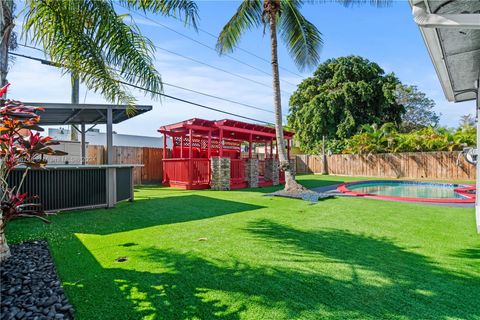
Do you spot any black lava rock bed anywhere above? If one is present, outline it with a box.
[1,240,74,320]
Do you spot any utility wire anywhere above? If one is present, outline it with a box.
[168,14,304,78]
[162,82,274,114]
[10,51,273,124]
[118,80,271,124]
[128,9,298,88]
[19,43,44,53]
[154,46,292,95]
[17,44,281,116]
[19,43,292,96]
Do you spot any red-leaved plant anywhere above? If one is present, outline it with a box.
[0,84,67,262]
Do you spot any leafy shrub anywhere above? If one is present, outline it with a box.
[0,83,66,261]
[331,123,475,155]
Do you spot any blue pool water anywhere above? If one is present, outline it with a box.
[347,181,467,199]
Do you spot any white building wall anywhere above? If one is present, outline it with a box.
[48,128,170,148]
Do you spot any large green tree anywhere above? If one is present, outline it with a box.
[288,55,403,153]
[0,0,198,103]
[396,84,440,132]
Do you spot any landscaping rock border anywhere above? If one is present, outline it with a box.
[1,240,74,320]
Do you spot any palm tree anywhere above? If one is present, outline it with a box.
[217,0,321,191]
[216,0,390,192]
[0,0,198,104]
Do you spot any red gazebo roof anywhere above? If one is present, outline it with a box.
[158,118,294,141]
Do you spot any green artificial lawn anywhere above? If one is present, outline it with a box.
[6,175,480,320]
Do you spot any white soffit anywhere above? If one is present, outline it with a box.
[410,0,480,103]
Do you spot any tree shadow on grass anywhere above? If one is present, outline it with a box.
[244,220,480,319]
[59,236,246,320]
[63,220,480,320]
[87,195,263,235]
[453,246,480,260]
[233,179,345,195]
[295,179,345,190]
[66,237,370,319]
[10,195,263,238]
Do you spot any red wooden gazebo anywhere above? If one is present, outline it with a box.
[158,118,294,190]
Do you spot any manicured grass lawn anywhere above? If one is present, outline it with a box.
[6,175,480,320]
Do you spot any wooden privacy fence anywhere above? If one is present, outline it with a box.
[296,151,475,181]
[87,146,169,185]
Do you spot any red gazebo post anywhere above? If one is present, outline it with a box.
[264,142,267,159]
[180,133,184,158]
[188,128,193,188]
[207,129,212,158]
[219,128,224,157]
[287,139,290,159]
[207,129,212,183]
[163,133,167,158]
[248,133,252,159]
[163,133,167,183]
[270,139,273,159]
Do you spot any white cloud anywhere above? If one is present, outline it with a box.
[7,48,292,138]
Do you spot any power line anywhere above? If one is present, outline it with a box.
[168,14,304,78]
[154,46,292,95]
[9,51,273,124]
[163,82,274,114]
[19,43,44,53]
[17,44,281,116]
[118,80,271,124]
[128,9,299,88]
[19,43,292,96]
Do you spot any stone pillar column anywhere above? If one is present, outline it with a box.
[264,158,279,185]
[244,159,259,188]
[210,157,231,190]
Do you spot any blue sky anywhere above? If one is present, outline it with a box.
[9,0,475,137]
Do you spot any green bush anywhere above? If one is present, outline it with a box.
[329,123,476,155]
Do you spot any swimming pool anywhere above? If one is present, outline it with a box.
[337,180,476,203]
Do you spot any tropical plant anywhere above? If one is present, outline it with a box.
[1,0,198,103]
[288,55,404,154]
[459,114,476,130]
[216,0,321,191]
[0,83,66,261]
[396,84,440,132]
[337,123,475,155]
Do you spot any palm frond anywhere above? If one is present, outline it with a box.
[279,0,323,71]
[216,0,263,55]
[23,0,163,105]
[119,0,199,29]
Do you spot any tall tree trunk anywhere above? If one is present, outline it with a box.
[0,0,13,261]
[322,135,328,174]
[0,218,10,262]
[267,4,304,192]
[0,0,13,88]
[70,75,80,141]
